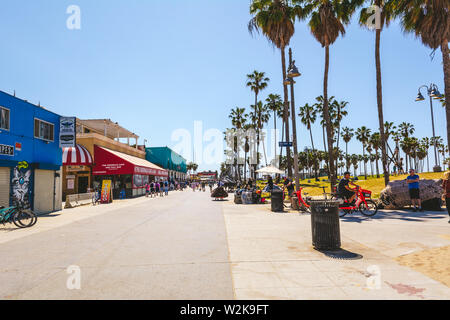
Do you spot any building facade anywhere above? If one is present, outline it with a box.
[145,147,187,181]
[0,91,63,214]
[62,119,168,200]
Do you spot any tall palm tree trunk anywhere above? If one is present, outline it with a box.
[281,47,292,178]
[323,46,336,187]
[442,39,450,158]
[375,28,390,185]
[345,142,349,171]
[273,111,277,164]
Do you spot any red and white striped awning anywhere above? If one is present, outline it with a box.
[63,144,93,166]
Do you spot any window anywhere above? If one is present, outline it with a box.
[34,118,54,141]
[0,107,9,130]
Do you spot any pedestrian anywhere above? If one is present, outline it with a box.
[145,183,150,198]
[283,177,295,198]
[155,181,160,196]
[406,169,422,212]
[164,180,169,195]
[441,171,450,223]
[267,176,274,191]
[150,181,155,198]
[160,180,165,197]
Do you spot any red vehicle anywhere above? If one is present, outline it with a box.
[338,186,378,217]
[293,186,331,212]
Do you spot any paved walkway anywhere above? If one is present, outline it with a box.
[1,191,449,299]
[223,201,450,300]
[0,191,233,299]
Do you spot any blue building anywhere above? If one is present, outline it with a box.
[146,147,187,181]
[0,90,63,213]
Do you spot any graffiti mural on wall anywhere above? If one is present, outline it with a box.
[10,161,33,209]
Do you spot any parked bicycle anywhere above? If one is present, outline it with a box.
[0,203,37,228]
[294,186,334,212]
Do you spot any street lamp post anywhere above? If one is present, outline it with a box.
[415,83,444,172]
[286,48,301,192]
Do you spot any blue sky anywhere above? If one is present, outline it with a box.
[0,0,446,171]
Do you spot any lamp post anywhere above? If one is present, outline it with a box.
[286,48,301,192]
[415,83,444,172]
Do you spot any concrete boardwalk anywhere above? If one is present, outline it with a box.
[0,191,449,299]
[0,191,233,299]
[223,201,450,300]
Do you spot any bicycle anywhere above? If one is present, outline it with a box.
[0,204,37,228]
[294,186,334,212]
[337,187,378,218]
[92,191,101,206]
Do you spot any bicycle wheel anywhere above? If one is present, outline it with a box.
[359,200,378,217]
[13,210,35,228]
[339,208,349,217]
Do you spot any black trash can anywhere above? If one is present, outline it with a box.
[310,200,341,250]
[234,190,243,204]
[271,189,284,212]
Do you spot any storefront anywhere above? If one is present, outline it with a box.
[62,144,93,200]
[92,145,168,199]
[0,90,63,214]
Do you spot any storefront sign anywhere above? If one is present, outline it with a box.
[0,144,14,156]
[59,117,76,148]
[101,180,112,203]
[15,142,22,152]
[67,179,75,190]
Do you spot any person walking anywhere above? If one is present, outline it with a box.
[441,171,450,223]
[155,181,160,197]
[267,176,274,191]
[145,183,150,198]
[150,181,155,198]
[407,169,422,212]
[164,180,169,196]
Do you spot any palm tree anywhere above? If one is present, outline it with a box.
[342,127,354,171]
[303,0,363,187]
[398,122,415,171]
[356,126,372,179]
[229,107,248,180]
[249,0,305,178]
[246,71,269,176]
[391,0,450,158]
[313,95,335,153]
[332,99,348,176]
[351,154,359,177]
[370,132,381,178]
[299,103,317,152]
[229,107,247,130]
[420,137,431,172]
[359,1,394,186]
[332,99,349,154]
[265,93,284,163]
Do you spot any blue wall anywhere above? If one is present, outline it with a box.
[0,91,62,169]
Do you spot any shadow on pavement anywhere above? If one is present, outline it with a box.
[316,248,363,260]
[340,209,448,223]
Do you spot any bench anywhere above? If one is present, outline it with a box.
[65,192,96,209]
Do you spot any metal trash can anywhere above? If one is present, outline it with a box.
[234,191,242,204]
[241,191,254,204]
[310,200,341,250]
[271,189,284,212]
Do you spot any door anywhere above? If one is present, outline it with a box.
[0,167,10,207]
[78,176,89,194]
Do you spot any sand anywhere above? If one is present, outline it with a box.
[396,245,450,287]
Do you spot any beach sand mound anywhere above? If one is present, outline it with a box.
[396,245,450,287]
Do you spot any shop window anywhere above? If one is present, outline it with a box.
[34,118,54,142]
[0,106,9,130]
